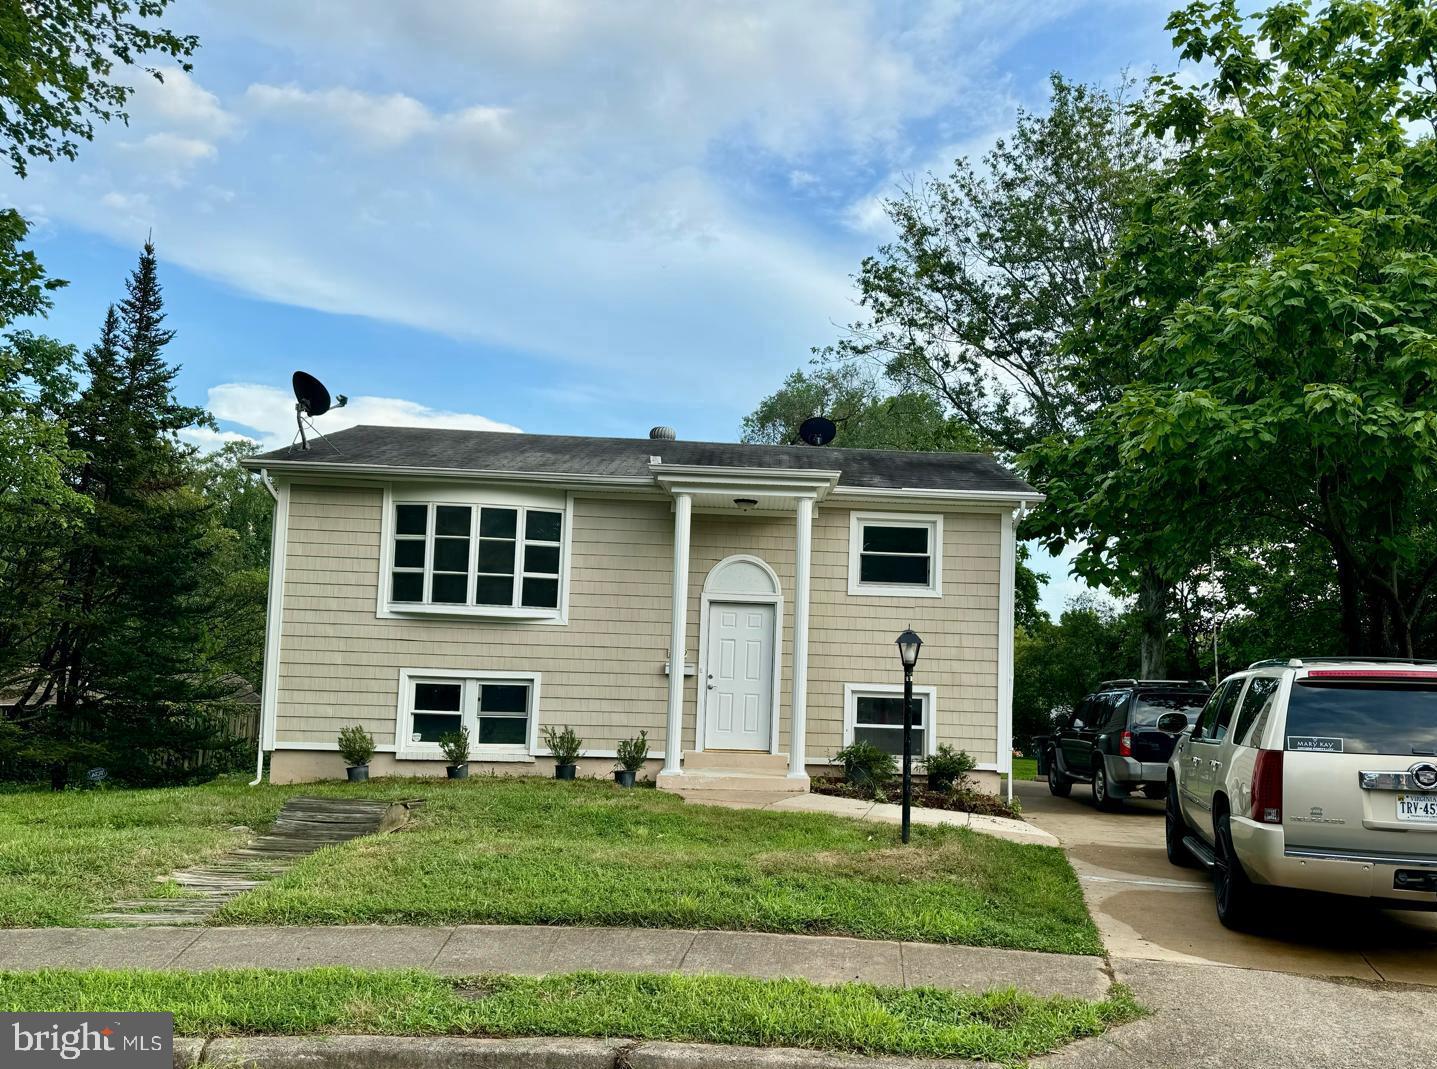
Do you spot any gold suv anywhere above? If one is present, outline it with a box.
[1166,658,1437,929]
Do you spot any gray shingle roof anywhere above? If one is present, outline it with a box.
[249,425,1036,495]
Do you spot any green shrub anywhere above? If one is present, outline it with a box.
[615,730,649,773]
[336,725,375,767]
[439,728,470,766]
[834,740,895,793]
[924,744,976,792]
[542,725,584,765]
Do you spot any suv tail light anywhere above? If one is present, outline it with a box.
[1252,749,1283,824]
[1118,730,1133,757]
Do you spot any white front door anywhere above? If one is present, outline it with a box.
[704,601,775,750]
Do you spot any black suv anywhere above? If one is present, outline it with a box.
[1034,679,1211,809]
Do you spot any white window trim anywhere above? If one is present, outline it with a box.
[377,486,573,623]
[842,682,938,757]
[395,667,542,761]
[847,511,943,598]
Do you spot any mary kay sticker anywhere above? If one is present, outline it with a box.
[1288,736,1344,753]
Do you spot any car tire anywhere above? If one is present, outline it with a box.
[1092,763,1122,811]
[1213,810,1264,930]
[1047,754,1072,797]
[1165,780,1199,867]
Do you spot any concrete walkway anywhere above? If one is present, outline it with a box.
[0,924,1108,1001]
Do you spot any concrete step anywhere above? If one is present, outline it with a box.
[682,750,789,773]
[657,768,808,794]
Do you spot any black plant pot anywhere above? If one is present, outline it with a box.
[555,763,577,780]
[346,764,369,782]
[447,764,469,780]
[614,769,636,788]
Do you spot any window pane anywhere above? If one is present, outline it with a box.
[521,577,559,609]
[1286,682,1437,756]
[476,574,514,605]
[412,712,461,743]
[480,508,517,538]
[860,554,930,585]
[856,695,924,728]
[855,725,924,756]
[1234,677,1280,746]
[480,683,529,713]
[479,716,527,745]
[414,682,462,711]
[526,510,562,541]
[478,540,516,573]
[862,525,928,554]
[434,537,470,572]
[435,505,471,536]
[525,544,560,575]
[430,572,468,603]
[396,504,428,535]
[393,539,426,568]
[391,571,424,602]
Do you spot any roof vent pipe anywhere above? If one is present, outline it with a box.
[649,426,677,440]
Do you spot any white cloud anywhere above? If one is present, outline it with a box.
[200,383,521,451]
[127,67,237,139]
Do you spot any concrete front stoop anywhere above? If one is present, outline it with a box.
[657,750,808,806]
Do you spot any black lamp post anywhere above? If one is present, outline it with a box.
[896,627,923,843]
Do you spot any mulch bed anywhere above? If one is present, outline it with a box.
[810,779,1023,821]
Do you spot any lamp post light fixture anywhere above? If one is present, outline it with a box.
[895,627,923,843]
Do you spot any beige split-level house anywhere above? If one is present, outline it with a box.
[242,426,1039,798]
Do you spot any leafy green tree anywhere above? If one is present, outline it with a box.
[0,1,197,177]
[1036,0,1437,657]
[1013,596,1135,748]
[742,365,982,451]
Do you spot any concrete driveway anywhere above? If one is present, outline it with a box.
[1015,777,1437,984]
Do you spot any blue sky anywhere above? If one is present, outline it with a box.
[3,0,1182,616]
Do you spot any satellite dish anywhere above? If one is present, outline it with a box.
[290,370,347,450]
[293,371,332,417]
[797,416,837,447]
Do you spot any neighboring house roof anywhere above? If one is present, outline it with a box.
[245,426,1039,498]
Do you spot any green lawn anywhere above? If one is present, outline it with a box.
[0,968,1140,1062]
[1,776,1100,954]
[1011,758,1039,782]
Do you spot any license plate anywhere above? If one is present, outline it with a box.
[1397,794,1437,823]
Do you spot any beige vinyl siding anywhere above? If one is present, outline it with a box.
[276,484,674,751]
[273,483,1002,767]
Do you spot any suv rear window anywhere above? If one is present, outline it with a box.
[1286,682,1437,756]
[1132,692,1208,728]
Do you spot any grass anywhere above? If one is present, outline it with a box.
[0,968,1141,1063]
[1011,758,1039,782]
[0,776,1101,954]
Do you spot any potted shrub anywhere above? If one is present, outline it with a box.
[833,740,895,796]
[440,727,470,779]
[542,725,584,779]
[613,730,648,787]
[923,744,976,793]
[337,725,375,782]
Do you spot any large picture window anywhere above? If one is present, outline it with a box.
[388,500,564,616]
[847,512,942,597]
[398,669,539,759]
[844,684,937,757]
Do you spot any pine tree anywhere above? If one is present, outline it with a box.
[26,241,241,785]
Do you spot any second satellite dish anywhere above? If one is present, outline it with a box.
[291,370,347,450]
[798,416,837,447]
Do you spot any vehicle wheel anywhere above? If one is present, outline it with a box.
[1092,763,1122,811]
[1213,810,1264,930]
[1047,754,1072,797]
[1165,780,1199,868]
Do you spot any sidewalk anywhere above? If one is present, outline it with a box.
[0,924,1108,1000]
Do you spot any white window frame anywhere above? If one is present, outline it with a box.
[843,682,938,757]
[847,511,943,598]
[377,486,573,623]
[395,667,541,762]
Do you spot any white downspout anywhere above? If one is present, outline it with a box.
[661,492,693,776]
[250,468,280,787]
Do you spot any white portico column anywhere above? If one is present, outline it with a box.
[789,495,814,779]
[662,491,693,776]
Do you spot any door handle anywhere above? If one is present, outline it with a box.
[706,673,716,691]
[1208,760,1221,771]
